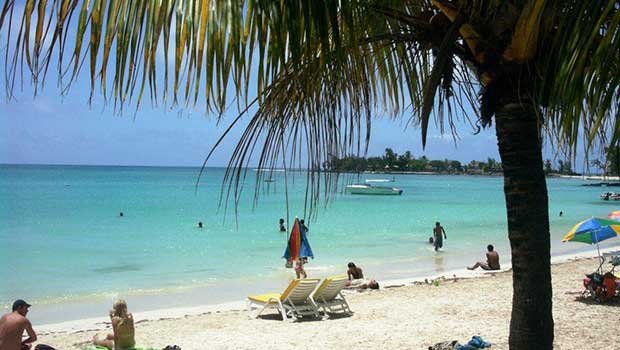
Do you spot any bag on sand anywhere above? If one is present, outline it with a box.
[34,345,57,350]
[162,346,181,350]
[429,341,459,350]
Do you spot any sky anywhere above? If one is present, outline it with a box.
[0,4,587,170]
[1,72,588,169]
[0,85,506,168]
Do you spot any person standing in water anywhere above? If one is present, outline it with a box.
[279,218,286,232]
[300,219,309,235]
[432,222,447,251]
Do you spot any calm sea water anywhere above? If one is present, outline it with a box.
[1,165,618,324]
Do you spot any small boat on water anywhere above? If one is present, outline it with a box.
[346,184,403,195]
[600,192,620,200]
[365,177,395,183]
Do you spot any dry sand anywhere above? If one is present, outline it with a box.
[32,256,620,350]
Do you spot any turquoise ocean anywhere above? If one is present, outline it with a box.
[1,165,619,324]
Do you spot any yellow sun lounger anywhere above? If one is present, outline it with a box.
[248,278,321,321]
[310,274,352,317]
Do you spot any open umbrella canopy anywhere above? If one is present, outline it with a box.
[562,217,620,244]
[283,218,314,260]
[608,210,620,221]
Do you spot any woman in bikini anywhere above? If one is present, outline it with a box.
[93,300,135,350]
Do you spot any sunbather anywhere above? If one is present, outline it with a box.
[92,300,135,350]
[346,279,379,290]
[467,245,500,271]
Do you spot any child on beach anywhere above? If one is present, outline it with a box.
[295,257,307,279]
[92,300,135,350]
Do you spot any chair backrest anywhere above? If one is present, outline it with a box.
[313,275,348,301]
[282,278,320,303]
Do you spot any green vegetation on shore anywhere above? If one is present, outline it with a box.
[325,148,579,175]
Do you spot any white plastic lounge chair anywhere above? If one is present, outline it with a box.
[311,274,352,317]
[247,278,321,321]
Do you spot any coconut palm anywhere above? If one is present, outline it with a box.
[2,1,619,348]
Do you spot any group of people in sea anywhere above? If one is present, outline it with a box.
[0,299,134,350]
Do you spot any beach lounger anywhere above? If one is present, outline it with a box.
[247,278,321,321]
[311,274,352,317]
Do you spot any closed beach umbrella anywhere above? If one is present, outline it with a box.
[283,218,314,260]
[562,217,620,270]
[608,210,620,221]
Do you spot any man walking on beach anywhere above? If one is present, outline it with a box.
[0,300,37,350]
[432,222,447,251]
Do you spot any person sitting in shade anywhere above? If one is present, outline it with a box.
[92,300,135,350]
[467,244,501,271]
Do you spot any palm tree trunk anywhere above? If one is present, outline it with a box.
[495,99,554,349]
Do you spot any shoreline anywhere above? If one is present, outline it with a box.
[35,244,620,335]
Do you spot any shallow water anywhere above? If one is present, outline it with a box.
[1,165,618,324]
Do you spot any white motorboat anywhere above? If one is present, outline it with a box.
[600,192,620,200]
[365,177,395,183]
[346,184,403,195]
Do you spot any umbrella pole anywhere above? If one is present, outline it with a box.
[594,229,604,273]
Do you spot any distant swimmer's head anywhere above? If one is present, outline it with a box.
[279,218,284,224]
[119,212,124,217]
[12,299,31,316]
[487,244,494,252]
[198,222,203,228]
[428,237,434,244]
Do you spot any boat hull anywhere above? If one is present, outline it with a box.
[346,185,403,195]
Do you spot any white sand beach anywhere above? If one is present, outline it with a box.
[30,248,620,350]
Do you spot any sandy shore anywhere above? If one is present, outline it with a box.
[30,248,620,350]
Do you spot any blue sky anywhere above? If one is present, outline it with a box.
[0,6,583,170]
[1,85,506,167]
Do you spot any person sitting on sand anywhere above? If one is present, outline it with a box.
[432,222,447,251]
[93,300,135,350]
[347,262,364,280]
[0,299,37,350]
[294,257,307,279]
[467,245,500,271]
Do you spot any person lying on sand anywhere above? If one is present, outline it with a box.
[0,299,37,350]
[92,300,135,350]
[467,245,500,271]
[346,279,379,290]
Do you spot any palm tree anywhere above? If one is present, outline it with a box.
[2,1,619,348]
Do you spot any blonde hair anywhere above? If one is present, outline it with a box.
[111,299,129,324]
